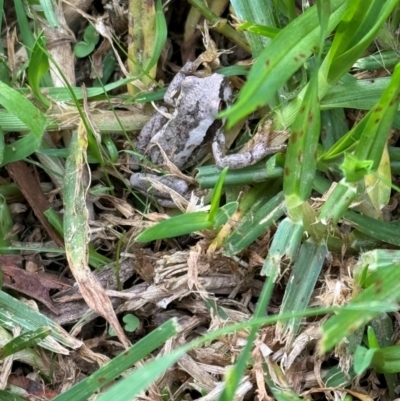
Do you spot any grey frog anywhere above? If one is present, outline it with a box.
[130,62,285,207]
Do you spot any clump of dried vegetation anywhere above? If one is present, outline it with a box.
[1,1,400,400]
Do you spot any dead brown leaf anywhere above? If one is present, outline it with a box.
[6,161,64,248]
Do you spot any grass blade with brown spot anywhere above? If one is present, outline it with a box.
[283,69,320,213]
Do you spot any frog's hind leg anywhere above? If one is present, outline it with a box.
[212,127,286,170]
[136,107,169,152]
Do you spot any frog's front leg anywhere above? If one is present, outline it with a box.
[212,127,286,170]
[163,62,197,106]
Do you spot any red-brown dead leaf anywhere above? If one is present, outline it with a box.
[6,161,64,248]
[1,256,71,314]
[8,374,58,399]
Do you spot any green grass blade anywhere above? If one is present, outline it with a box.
[144,0,167,73]
[218,270,275,401]
[277,238,328,342]
[14,0,35,56]
[208,167,228,222]
[37,0,59,27]
[135,211,213,242]
[0,326,50,374]
[0,390,26,401]
[335,63,400,183]
[237,22,280,39]
[96,347,189,401]
[0,195,19,254]
[0,291,81,352]
[353,50,399,71]
[214,201,238,227]
[344,210,400,247]
[325,0,399,85]
[0,0,9,85]
[52,319,180,401]
[0,82,47,165]
[283,69,320,210]
[223,190,286,256]
[354,345,380,375]
[136,168,230,242]
[376,345,400,373]
[321,63,400,172]
[28,33,51,108]
[319,263,400,353]
[221,0,348,127]
[230,0,276,56]
[196,163,283,188]
[318,179,357,225]
[321,76,392,111]
[262,217,303,278]
[0,327,51,359]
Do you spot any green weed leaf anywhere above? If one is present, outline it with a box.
[74,25,100,58]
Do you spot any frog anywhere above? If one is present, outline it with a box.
[130,61,286,207]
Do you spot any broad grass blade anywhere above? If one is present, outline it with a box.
[276,238,328,343]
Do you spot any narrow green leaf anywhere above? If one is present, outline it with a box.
[353,51,399,71]
[0,195,19,254]
[208,167,228,223]
[144,0,167,72]
[222,0,348,126]
[325,0,399,85]
[219,262,276,401]
[230,0,276,56]
[224,190,286,256]
[353,346,378,375]
[319,264,400,353]
[345,210,400,247]
[321,62,400,170]
[237,22,279,38]
[52,319,179,401]
[135,212,213,242]
[317,0,331,55]
[0,291,80,352]
[284,69,320,210]
[0,82,47,166]
[28,33,51,108]
[14,0,35,56]
[262,217,303,278]
[318,179,357,225]
[214,201,238,228]
[346,62,400,178]
[321,76,392,111]
[277,238,328,342]
[0,327,51,359]
[367,326,380,349]
[376,345,400,373]
[38,0,59,27]
[96,347,188,401]
[0,390,27,401]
